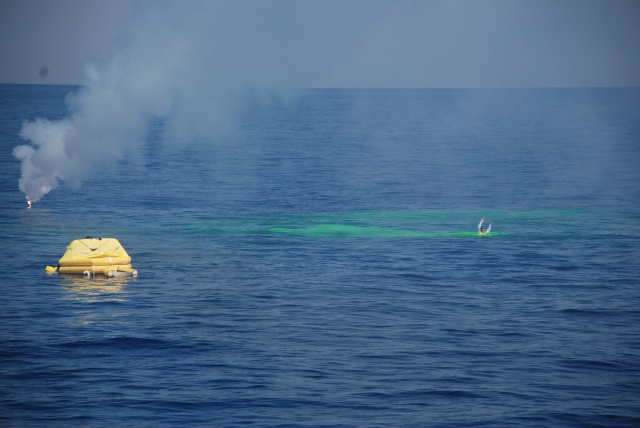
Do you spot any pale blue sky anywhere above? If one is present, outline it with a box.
[1,0,639,87]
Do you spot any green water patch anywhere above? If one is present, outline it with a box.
[151,209,598,238]
[260,209,606,239]
[265,209,591,225]
[261,209,544,238]
[268,224,500,238]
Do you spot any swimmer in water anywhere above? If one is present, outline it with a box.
[27,199,32,209]
[478,218,491,234]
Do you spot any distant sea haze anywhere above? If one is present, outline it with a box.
[1,85,639,427]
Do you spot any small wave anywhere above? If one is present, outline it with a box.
[558,358,626,371]
[59,336,174,350]
[356,388,486,400]
[268,224,499,238]
[549,264,579,271]
[558,308,617,318]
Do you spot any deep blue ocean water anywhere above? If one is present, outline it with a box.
[1,84,640,427]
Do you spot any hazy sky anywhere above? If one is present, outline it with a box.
[1,0,639,88]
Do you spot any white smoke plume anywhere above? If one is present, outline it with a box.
[12,0,640,203]
[13,0,409,203]
[16,0,636,203]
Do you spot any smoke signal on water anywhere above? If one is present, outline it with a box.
[12,1,425,205]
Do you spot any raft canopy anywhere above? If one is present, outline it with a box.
[49,237,138,277]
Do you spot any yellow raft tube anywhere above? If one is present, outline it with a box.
[46,237,138,278]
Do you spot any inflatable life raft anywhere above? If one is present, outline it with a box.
[46,237,138,277]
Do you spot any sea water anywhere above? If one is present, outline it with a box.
[1,84,639,427]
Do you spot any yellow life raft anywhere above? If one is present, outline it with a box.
[46,237,138,277]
